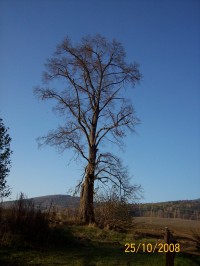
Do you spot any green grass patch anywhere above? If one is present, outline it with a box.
[0,246,165,266]
[0,225,200,266]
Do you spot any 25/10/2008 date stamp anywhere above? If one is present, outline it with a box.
[125,243,180,253]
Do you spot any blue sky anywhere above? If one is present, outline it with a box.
[0,0,199,203]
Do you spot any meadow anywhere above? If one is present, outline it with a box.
[0,195,199,265]
[0,217,200,265]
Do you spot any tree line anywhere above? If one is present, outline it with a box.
[131,200,200,220]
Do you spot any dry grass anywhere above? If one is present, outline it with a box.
[0,193,52,247]
[133,217,200,255]
[134,217,200,235]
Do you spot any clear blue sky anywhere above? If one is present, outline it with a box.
[0,0,199,203]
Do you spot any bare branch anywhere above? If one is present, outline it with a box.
[34,35,142,222]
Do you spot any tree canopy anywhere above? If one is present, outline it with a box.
[35,34,141,223]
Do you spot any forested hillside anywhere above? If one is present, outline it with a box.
[131,199,200,220]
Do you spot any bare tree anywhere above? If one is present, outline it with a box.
[34,34,141,224]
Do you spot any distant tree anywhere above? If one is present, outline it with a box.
[35,34,141,224]
[0,118,12,198]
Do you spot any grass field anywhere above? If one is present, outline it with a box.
[0,217,200,265]
[1,246,199,266]
[133,217,200,254]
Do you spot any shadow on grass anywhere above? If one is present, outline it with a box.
[175,253,200,266]
[1,246,200,266]
[0,240,165,266]
[1,226,200,266]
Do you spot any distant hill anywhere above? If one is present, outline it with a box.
[2,195,200,220]
[32,194,80,210]
[2,194,80,211]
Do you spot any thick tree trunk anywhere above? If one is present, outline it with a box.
[79,121,97,224]
[79,174,95,224]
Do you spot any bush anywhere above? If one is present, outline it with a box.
[57,206,82,225]
[0,193,51,247]
[94,191,133,231]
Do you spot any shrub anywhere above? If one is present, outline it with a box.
[0,193,51,247]
[94,191,133,231]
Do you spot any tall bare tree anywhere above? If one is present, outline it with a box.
[35,34,141,224]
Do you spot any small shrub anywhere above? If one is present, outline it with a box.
[94,191,133,231]
[47,206,81,226]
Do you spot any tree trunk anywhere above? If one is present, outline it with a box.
[79,128,97,224]
[79,174,95,224]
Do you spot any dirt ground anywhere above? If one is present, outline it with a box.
[133,217,200,255]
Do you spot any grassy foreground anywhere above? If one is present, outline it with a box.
[1,247,199,266]
[0,224,200,266]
